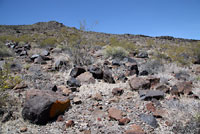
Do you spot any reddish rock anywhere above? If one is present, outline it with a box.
[118,118,130,125]
[171,81,193,96]
[84,130,91,134]
[153,109,166,118]
[77,72,95,84]
[108,107,122,121]
[129,77,150,91]
[146,102,156,112]
[165,121,173,126]
[66,120,75,128]
[112,88,124,96]
[58,85,71,95]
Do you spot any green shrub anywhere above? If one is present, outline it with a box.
[40,37,57,48]
[0,42,13,57]
[104,46,128,59]
[0,62,22,108]
[109,37,137,52]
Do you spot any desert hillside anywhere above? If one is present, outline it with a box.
[0,21,200,134]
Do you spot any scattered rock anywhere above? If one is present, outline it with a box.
[77,72,95,84]
[118,118,130,125]
[70,66,86,78]
[34,56,47,64]
[56,115,64,122]
[20,127,28,132]
[88,65,103,79]
[146,102,156,112]
[73,97,82,104]
[112,88,124,96]
[129,77,150,91]
[139,114,158,128]
[93,93,103,101]
[137,51,148,58]
[103,69,115,83]
[125,124,145,134]
[30,54,40,61]
[108,107,122,121]
[65,120,75,128]
[139,90,164,100]
[171,81,193,96]
[1,111,12,123]
[126,62,139,76]
[41,50,50,56]
[22,89,71,125]
[67,77,81,88]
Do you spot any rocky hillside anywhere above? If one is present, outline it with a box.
[0,21,200,134]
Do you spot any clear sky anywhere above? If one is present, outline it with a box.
[0,0,200,40]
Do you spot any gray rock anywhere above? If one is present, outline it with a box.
[34,56,47,64]
[41,50,50,56]
[103,69,115,83]
[139,90,164,100]
[30,54,40,61]
[139,114,158,128]
[137,51,148,58]
[67,77,81,87]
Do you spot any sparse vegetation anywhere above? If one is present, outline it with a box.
[40,37,57,48]
[0,42,13,57]
[104,46,128,59]
[0,62,22,108]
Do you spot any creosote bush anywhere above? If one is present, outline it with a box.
[104,46,128,59]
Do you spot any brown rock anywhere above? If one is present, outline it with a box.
[20,127,27,132]
[118,118,130,125]
[58,85,71,95]
[129,77,150,91]
[153,109,166,118]
[93,93,103,101]
[112,88,124,96]
[125,124,145,134]
[147,76,160,88]
[84,130,91,134]
[77,72,95,84]
[165,121,173,126]
[66,120,75,128]
[146,102,156,112]
[73,97,82,104]
[108,107,122,121]
[171,81,193,96]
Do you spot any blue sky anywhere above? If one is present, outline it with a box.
[0,0,200,39]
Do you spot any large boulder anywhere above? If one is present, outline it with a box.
[103,69,115,83]
[22,89,70,125]
[76,72,95,84]
[88,65,103,79]
[70,66,86,78]
[129,77,151,91]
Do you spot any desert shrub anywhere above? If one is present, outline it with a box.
[40,37,57,48]
[0,42,13,57]
[104,46,128,59]
[109,37,137,52]
[0,62,22,108]
[146,39,155,48]
[0,35,33,43]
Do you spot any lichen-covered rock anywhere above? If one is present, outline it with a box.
[22,89,70,125]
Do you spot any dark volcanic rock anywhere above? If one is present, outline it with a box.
[70,66,86,78]
[139,90,164,100]
[34,56,47,64]
[22,89,70,125]
[103,69,115,83]
[30,54,40,61]
[139,114,158,128]
[88,65,103,79]
[67,77,81,87]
